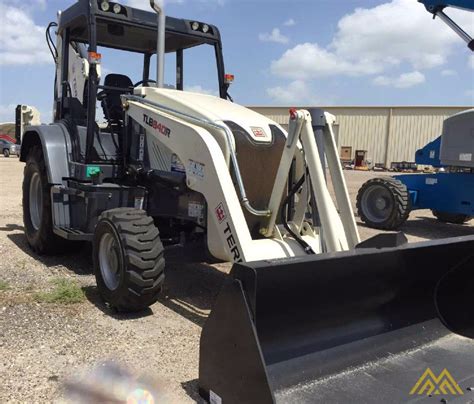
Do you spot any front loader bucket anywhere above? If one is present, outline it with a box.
[199,235,474,403]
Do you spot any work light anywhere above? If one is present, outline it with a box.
[191,21,200,31]
[100,1,110,11]
[202,24,210,33]
[113,3,121,13]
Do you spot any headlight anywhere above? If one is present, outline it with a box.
[191,21,200,31]
[202,24,210,33]
[101,1,110,11]
[113,3,121,13]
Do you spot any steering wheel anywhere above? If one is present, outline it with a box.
[133,79,157,87]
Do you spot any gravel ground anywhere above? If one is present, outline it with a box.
[0,157,472,403]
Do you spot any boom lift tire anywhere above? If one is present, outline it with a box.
[23,145,71,254]
[432,210,472,224]
[357,177,411,230]
[93,208,165,312]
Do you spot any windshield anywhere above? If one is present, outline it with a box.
[149,44,220,95]
[89,42,221,123]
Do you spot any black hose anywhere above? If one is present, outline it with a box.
[280,172,315,255]
[46,22,58,63]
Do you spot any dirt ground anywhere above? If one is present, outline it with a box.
[0,157,472,403]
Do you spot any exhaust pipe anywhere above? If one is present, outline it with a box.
[150,0,165,87]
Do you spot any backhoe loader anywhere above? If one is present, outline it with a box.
[17,0,473,402]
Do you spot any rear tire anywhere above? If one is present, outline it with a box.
[4,149,10,158]
[432,210,472,224]
[357,177,411,230]
[93,208,165,312]
[23,145,71,254]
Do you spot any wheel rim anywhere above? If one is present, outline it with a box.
[361,185,394,223]
[98,232,121,291]
[29,172,43,231]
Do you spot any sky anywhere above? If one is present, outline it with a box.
[0,0,473,124]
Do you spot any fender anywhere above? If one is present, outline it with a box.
[20,123,71,185]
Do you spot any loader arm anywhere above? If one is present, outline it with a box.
[124,90,359,261]
[419,0,474,50]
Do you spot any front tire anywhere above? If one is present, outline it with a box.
[357,177,411,230]
[4,149,10,158]
[23,145,70,254]
[432,210,471,224]
[93,208,165,312]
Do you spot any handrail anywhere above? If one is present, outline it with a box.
[124,94,271,217]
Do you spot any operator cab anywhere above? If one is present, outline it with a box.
[52,0,229,165]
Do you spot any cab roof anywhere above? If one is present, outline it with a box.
[58,0,222,54]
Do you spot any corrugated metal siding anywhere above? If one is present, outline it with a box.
[387,108,455,165]
[328,108,389,166]
[249,106,471,167]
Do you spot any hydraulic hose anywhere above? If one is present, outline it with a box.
[125,95,271,217]
[280,172,315,255]
[46,22,58,63]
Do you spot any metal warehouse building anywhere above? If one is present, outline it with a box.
[249,106,472,168]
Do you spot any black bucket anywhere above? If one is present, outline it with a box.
[199,235,474,403]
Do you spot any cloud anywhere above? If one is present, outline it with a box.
[0,3,51,66]
[284,18,296,27]
[441,69,457,76]
[266,80,322,104]
[2,0,46,10]
[185,85,218,96]
[270,0,473,80]
[271,43,381,79]
[259,28,289,45]
[373,71,425,88]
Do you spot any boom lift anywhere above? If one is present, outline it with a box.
[17,0,473,402]
[358,2,474,230]
[419,0,474,50]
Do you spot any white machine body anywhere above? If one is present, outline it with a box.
[125,87,360,263]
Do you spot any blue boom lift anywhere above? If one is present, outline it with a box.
[357,0,474,230]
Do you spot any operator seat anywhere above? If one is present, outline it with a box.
[99,74,133,125]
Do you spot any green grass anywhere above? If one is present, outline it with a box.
[34,278,85,304]
[0,280,9,291]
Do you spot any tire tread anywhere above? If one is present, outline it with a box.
[432,210,472,224]
[23,145,72,254]
[94,208,165,312]
[356,177,411,230]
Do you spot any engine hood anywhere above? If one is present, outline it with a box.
[135,87,285,143]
